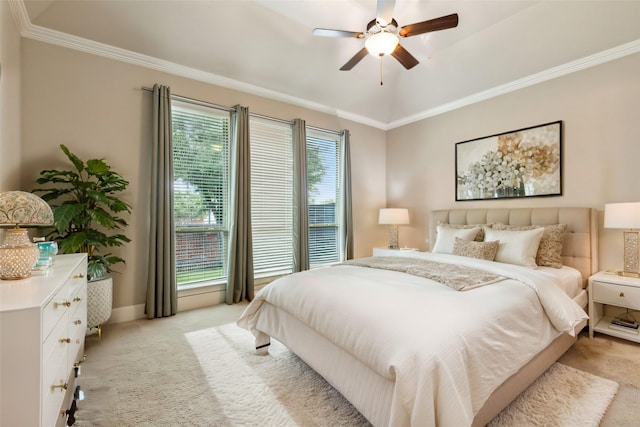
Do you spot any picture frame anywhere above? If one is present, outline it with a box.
[455,121,562,201]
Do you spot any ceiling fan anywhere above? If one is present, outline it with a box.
[313,0,458,71]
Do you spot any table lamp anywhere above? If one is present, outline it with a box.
[378,208,409,249]
[604,202,640,278]
[0,191,54,280]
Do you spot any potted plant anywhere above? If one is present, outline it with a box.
[34,144,131,279]
[34,144,131,336]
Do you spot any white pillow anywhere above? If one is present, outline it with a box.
[432,225,480,254]
[483,227,545,268]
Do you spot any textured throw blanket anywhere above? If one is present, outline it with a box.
[340,256,506,291]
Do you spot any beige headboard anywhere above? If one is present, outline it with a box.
[430,207,598,286]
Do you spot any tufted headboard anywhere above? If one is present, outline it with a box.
[430,207,598,286]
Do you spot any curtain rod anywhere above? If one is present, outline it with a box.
[141,86,341,135]
[141,86,232,112]
[250,112,293,126]
[307,125,341,136]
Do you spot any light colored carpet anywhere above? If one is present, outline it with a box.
[75,318,620,427]
[488,363,617,427]
[559,332,640,427]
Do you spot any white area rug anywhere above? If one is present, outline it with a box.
[76,323,619,426]
[489,362,618,427]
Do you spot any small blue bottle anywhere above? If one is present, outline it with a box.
[33,238,58,270]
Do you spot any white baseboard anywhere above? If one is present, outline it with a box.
[177,288,226,311]
[107,288,228,324]
[108,304,146,324]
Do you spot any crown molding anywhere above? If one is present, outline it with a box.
[9,0,388,130]
[9,0,640,132]
[386,38,640,130]
[7,0,30,33]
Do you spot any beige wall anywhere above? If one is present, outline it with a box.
[386,53,640,271]
[0,1,22,191]
[20,39,387,313]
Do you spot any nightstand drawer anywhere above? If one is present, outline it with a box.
[592,280,640,310]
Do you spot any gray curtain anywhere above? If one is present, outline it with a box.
[292,118,310,272]
[146,84,177,318]
[341,130,354,260]
[227,105,254,303]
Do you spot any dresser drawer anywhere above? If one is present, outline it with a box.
[69,284,87,365]
[42,310,71,425]
[42,353,69,426]
[67,265,87,298]
[592,280,640,310]
[43,290,72,342]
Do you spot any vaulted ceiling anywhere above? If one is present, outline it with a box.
[18,0,640,129]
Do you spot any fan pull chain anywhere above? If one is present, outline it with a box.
[380,58,384,86]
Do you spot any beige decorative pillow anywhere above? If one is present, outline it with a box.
[452,237,499,261]
[492,223,567,268]
[483,227,545,268]
[438,221,490,242]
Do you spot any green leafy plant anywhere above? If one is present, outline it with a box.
[34,144,131,281]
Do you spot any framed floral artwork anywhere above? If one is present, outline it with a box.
[455,121,562,201]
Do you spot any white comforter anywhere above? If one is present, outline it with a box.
[238,252,588,427]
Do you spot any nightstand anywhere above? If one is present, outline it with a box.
[588,271,640,343]
[372,247,419,257]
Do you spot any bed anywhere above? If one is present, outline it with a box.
[238,207,598,426]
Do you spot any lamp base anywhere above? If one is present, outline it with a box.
[0,228,39,280]
[622,230,640,278]
[618,271,640,278]
[387,224,399,249]
[0,272,33,280]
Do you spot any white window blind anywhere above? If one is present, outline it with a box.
[307,129,342,267]
[250,117,294,278]
[171,101,230,289]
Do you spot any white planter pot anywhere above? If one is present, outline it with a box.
[86,276,113,337]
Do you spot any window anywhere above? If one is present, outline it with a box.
[171,101,230,289]
[307,129,342,267]
[250,117,294,278]
[169,96,345,289]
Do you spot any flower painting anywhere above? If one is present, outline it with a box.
[455,121,562,201]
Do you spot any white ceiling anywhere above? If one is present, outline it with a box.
[17,0,640,129]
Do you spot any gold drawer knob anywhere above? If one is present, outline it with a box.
[74,319,82,325]
[620,292,625,297]
[59,338,71,344]
[54,300,71,308]
[73,273,85,279]
[51,381,68,391]
[73,297,82,302]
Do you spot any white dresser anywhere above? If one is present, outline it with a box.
[1,254,87,427]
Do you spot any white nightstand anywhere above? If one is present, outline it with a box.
[588,271,640,343]
[373,247,419,257]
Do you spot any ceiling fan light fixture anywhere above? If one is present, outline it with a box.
[365,31,399,57]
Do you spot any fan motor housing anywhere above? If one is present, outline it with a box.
[366,18,399,36]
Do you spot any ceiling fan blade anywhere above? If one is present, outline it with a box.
[313,28,363,38]
[340,48,369,71]
[399,13,459,38]
[376,0,396,25]
[391,44,419,70]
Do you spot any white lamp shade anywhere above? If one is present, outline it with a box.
[378,208,409,225]
[604,202,640,229]
[0,191,53,227]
